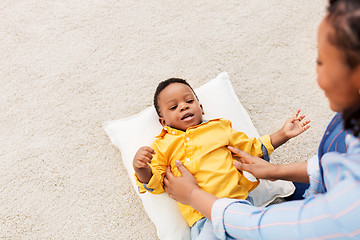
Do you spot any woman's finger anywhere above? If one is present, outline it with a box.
[233,161,248,171]
[227,146,252,161]
[233,161,240,169]
[163,176,169,191]
[227,145,244,155]
[164,167,173,192]
[175,160,191,177]
[165,166,174,180]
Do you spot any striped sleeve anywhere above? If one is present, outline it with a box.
[304,154,323,198]
[212,185,360,239]
[211,134,360,239]
[211,153,360,240]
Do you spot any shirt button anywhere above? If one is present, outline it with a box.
[186,158,190,161]
[172,131,176,135]
[186,137,190,141]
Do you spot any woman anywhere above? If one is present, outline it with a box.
[164,0,360,239]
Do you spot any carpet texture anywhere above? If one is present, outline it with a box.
[1,0,332,239]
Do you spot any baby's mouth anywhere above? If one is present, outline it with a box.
[181,113,194,120]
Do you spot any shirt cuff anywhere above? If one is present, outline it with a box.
[134,165,164,194]
[259,135,274,156]
[211,198,252,240]
[305,154,323,198]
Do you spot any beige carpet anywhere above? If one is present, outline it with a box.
[1,0,333,239]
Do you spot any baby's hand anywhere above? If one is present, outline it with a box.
[283,110,311,139]
[133,146,155,170]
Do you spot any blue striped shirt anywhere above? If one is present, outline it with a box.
[211,134,360,240]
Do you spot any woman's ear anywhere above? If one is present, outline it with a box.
[159,117,167,127]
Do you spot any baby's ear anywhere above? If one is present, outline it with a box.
[159,117,167,127]
[200,104,204,115]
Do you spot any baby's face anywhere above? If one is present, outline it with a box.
[157,83,204,131]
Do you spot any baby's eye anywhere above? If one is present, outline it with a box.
[187,99,194,103]
[170,105,177,110]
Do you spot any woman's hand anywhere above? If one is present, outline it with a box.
[228,146,276,180]
[164,160,218,219]
[228,146,309,183]
[164,160,199,205]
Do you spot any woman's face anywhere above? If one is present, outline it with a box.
[316,17,360,112]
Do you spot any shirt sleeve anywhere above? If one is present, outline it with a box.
[212,131,360,239]
[211,176,360,239]
[258,135,274,156]
[134,142,168,194]
[227,120,274,157]
[304,154,324,198]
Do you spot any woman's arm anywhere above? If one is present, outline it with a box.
[211,181,358,240]
[165,153,360,240]
[211,149,360,240]
[164,160,218,219]
[228,146,309,183]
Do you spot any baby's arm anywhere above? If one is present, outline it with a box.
[270,110,310,149]
[133,144,168,194]
[133,146,155,183]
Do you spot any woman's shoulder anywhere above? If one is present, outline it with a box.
[320,133,360,191]
[322,133,360,173]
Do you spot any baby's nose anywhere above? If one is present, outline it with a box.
[180,103,189,111]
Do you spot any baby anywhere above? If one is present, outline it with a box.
[133,78,310,239]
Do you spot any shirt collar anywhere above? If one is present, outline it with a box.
[155,118,221,138]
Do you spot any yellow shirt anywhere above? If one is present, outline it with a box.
[135,119,274,227]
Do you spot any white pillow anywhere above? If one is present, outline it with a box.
[104,72,295,240]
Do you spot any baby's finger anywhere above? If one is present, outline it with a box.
[139,148,155,159]
[141,146,156,155]
[300,119,310,127]
[138,155,152,164]
[142,152,154,161]
[296,114,306,122]
[303,119,311,125]
[303,124,311,131]
[135,161,149,169]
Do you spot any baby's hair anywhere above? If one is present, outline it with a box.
[154,78,198,117]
